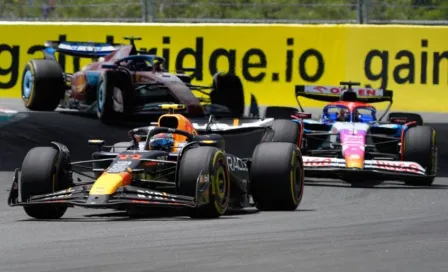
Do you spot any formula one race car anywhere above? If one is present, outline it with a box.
[21,36,247,124]
[265,82,437,187]
[8,104,304,220]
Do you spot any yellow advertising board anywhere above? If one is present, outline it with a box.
[0,22,446,112]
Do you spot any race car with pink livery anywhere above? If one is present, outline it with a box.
[265,81,437,187]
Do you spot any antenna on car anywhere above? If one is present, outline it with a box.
[339,81,361,91]
[205,114,217,134]
[123,36,142,47]
[339,81,361,102]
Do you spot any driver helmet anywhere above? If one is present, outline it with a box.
[337,108,350,121]
[134,58,149,71]
[353,109,361,122]
[153,59,163,72]
[148,133,174,152]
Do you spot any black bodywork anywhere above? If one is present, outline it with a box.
[8,126,252,212]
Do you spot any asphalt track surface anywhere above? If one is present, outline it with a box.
[1,99,448,272]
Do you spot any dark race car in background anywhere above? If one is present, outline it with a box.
[264,81,438,187]
[21,36,253,124]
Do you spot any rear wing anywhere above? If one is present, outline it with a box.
[43,41,121,59]
[294,82,394,121]
[295,85,393,103]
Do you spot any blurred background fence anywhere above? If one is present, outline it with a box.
[0,0,447,24]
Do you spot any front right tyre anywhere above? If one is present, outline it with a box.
[97,70,133,125]
[19,147,71,219]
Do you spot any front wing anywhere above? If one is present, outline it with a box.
[302,156,430,180]
[8,170,211,209]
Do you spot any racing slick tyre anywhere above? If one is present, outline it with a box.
[388,112,423,126]
[210,72,245,117]
[97,70,133,125]
[177,146,230,218]
[19,147,71,219]
[402,126,437,186]
[262,119,301,146]
[21,59,65,111]
[250,142,304,211]
[264,106,299,119]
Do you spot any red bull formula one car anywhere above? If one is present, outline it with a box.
[264,82,437,187]
[8,104,304,219]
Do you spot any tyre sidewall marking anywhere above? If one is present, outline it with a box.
[211,151,230,214]
[290,150,298,205]
[97,79,105,115]
[431,129,437,175]
[23,64,35,107]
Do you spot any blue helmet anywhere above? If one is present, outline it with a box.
[149,133,174,151]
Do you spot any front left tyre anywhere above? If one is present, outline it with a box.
[402,126,437,186]
[177,146,231,218]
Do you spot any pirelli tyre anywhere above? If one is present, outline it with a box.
[21,60,65,111]
[177,146,231,218]
[250,142,304,211]
[19,147,72,219]
[262,119,301,146]
[210,72,245,117]
[388,112,423,126]
[97,70,133,124]
[402,125,437,186]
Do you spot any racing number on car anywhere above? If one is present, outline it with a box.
[118,154,142,160]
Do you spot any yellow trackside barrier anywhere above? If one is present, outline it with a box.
[0,22,446,112]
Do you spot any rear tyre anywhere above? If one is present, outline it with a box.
[97,70,133,125]
[19,147,70,219]
[250,142,304,211]
[21,60,65,111]
[262,119,301,146]
[210,73,245,117]
[178,146,230,218]
[388,112,423,126]
[403,126,437,186]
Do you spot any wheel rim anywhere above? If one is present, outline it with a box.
[213,159,229,212]
[295,164,304,200]
[112,87,123,112]
[97,84,104,113]
[22,70,33,101]
[216,167,226,200]
[290,153,302,205]
[291,164,299,200]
